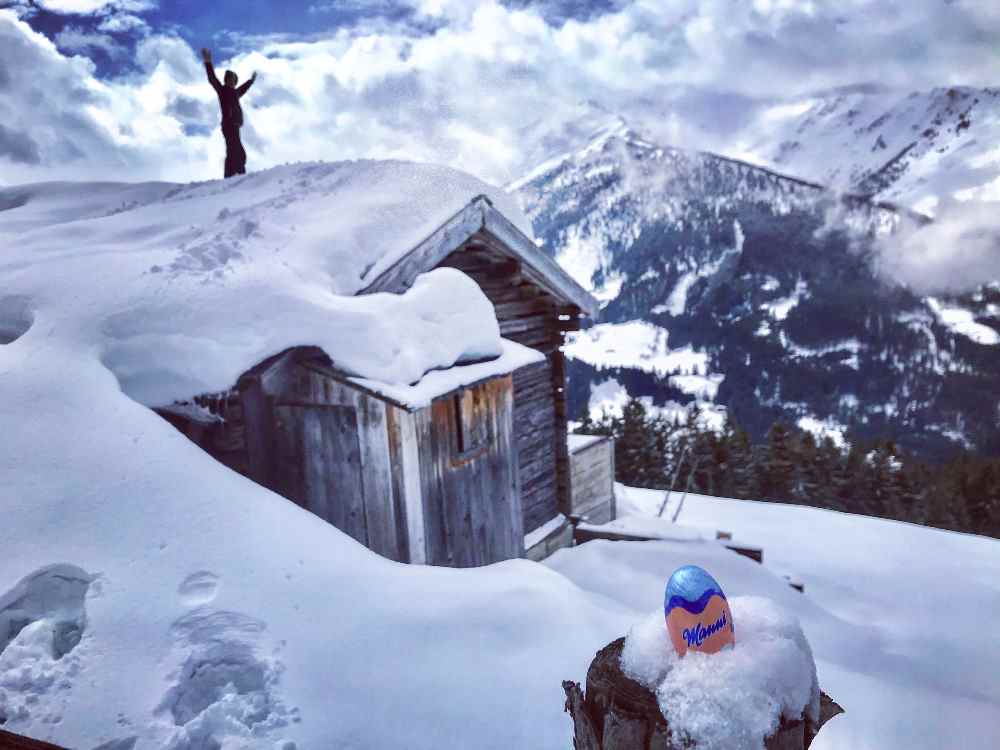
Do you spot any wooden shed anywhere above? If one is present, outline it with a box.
[158,194,599,566]
[360,195,599,541]
[160,345,532,567]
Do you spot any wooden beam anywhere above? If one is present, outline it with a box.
[359,196,599,320]
[480,201,599,318]
[360,199,486,295]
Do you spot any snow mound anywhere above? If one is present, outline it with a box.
[621,598,820,750]
[0,160,530,406]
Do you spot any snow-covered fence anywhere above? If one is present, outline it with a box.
[563,607,843,749]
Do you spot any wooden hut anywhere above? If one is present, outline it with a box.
[158,195,600,566]
[360,195,599,544]
[159,345,535,567]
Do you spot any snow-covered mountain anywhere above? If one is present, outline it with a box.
[747,86,1000,213]
[512,122,1000,458]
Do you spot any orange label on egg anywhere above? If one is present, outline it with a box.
[665,594,735,657]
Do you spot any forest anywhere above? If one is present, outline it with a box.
[575,398,1000,539]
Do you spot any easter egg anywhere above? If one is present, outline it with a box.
[664,565,735,657]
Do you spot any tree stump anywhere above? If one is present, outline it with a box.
[563,638,843,750]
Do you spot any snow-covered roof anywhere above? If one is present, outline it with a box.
[249,339,544,411]
[0,160,549,407]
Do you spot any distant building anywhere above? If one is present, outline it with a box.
[158,194,606,566]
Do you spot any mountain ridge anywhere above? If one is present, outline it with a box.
[511,120,1000,459]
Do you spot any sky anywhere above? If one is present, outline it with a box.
[0,0,998,188]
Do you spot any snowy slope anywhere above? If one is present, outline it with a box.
[2,165,998,750]
[549,486,1000,750]
[747,87,1000,213]
[0,164,626,749]
[0,161,534,406]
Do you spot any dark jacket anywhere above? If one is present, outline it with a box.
[205,61,254,129]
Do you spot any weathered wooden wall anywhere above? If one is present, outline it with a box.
[569,437,616,525]
[158,349,525,567]
[438,235,580,536]
[412,375,524,567]
[242,354,407,562]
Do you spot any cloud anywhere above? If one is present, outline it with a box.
[55,25,126,58]
[0,123,42,163]
[35,0,154,14]
[2,0,1000,189]
[876,200,1000,293]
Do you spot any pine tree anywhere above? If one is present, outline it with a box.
[760,422,795,502]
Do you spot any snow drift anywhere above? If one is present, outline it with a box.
[0,161,627,748]
[2,162,998,750]
[0,160,532,405]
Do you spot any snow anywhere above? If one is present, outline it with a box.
[747,87,1000,208]
[664,270,699,316]
[350,339,545,410]
[0,165,627,750]
[572,486,1000,750]
[658,221,744,317]
[587,377,631,419]
[925,297,1000,346]
[556,227,623,301]
[796,416,848,450]
[577,515,704,543]
[567,433,605,452]
[0,161,533,407]
[669,373,725,400]
[565,321,711,377]
[3,167,999,749]
[762,278,809,321]
[621,600,820,750]
[524,514,568,550]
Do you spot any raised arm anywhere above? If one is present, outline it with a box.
[201,48,222,93]
[237,72,257,98]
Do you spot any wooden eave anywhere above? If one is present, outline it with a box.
[359,195,600,320]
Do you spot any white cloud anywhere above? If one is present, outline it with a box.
[55,25,125,58]
[35,0,154,14]
[876,200,1000,294]
[1,0,999,189]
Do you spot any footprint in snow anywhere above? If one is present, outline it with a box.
[177,571,220,607]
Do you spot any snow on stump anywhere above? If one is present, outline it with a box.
[563,599,843,750]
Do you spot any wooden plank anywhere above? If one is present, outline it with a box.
[388,407,425,564]
[551,350,572,516]
[415,409,450,566]
[417,378,522,567]
[274,404,370,546]
[499,317,552,337]
[481,201,599,317]
[493,298,554,319]
[357,395,401,561]
[385,406,410,561]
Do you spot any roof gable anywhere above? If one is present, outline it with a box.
[359,196,599,318]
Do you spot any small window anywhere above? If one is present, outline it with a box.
[453,388,489,457]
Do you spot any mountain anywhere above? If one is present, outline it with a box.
[747,86,1000,212]
[511,121,1000,459]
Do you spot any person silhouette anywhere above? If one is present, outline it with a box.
[201,48,256,178]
